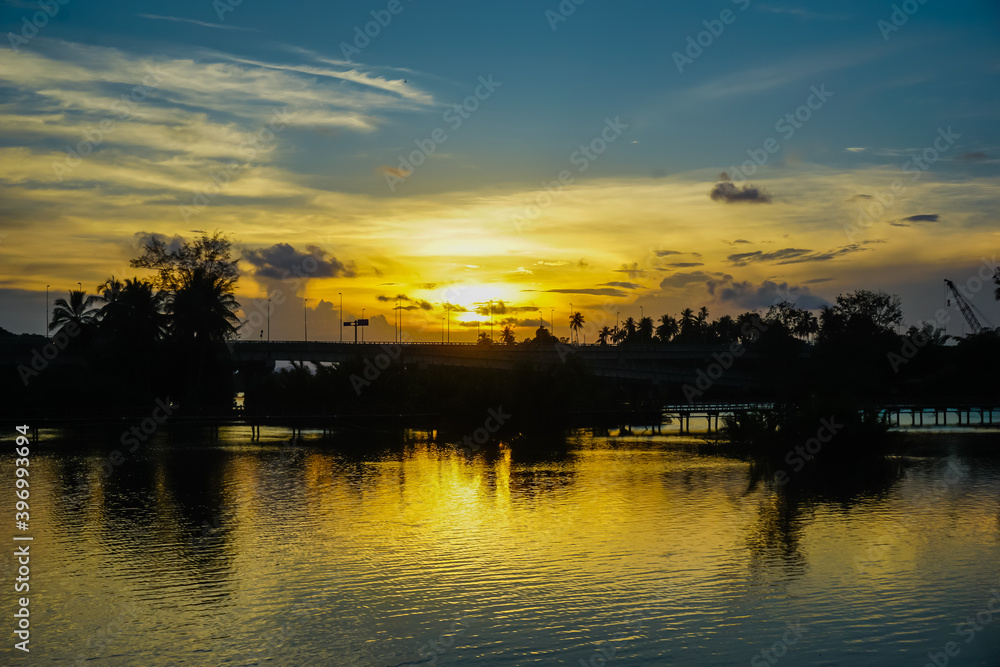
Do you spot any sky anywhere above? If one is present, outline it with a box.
[1,0,999,342]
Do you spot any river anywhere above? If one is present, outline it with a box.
[6,426,1000,665]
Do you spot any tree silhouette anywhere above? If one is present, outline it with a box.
[500,325,516,345]
[569,311,585,344]
[622,316,637,343]
[656,314,678,342]
[98,277,168,345]
[598,326,613,345]
[679,308,696,341]
[637,316,654,342]
[50,289,102,337]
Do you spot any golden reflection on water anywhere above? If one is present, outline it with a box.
[12,430,1000,665]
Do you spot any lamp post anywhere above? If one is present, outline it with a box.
[361,308,365,343]
[538,309,542,330]
[267,299,271,341]
[77,281,81,293]
[489,300,493,343]
[45,285,50,337]
[446,304,450,343]
[570,302,573,344]
[304,298,308,342]
[338,292,343,342]
[549,308,554,336]
[441,317,445,343]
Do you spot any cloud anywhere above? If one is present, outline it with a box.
[727,243,873,267]
[533,288,629,297]
[956,152,988,162]
[731,239,752,244]
[707,277,830,310]
[653,250,682,257]
[667,262,704,268]
[474,301,539,315]
[710,175,772,204]
[136,13,257,31]
[659,271,714,289]
[132,231,185,254]
[890,214,941,227]
[755,4,852,20]
[377,294,434,310]
[242,243,355,280]
[845,147,867,153]
[600,281,643,289]
[613,263,647,279]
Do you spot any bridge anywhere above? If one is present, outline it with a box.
[231,340,779,387]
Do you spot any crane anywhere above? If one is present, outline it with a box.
[944,279,994,335]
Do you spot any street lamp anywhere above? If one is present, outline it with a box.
[446,304,450,343]
[549,308,554,336]
[361,308,365,343]
[267,298,271,341]
[304,298,308,342]
[489,300,493,342]
[538,309,542,330]
[441,317,445,343]
[570,302,573,344]
[77,281,82,293]
[338,292,343,342]
[45,285,49,337]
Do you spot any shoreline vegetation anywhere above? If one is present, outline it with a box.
[2,232,998,478]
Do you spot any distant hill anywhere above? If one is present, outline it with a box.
[0,326,15,337]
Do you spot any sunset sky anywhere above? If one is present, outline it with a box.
[1,0,998,341]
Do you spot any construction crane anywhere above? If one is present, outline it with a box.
[944,279,994,335]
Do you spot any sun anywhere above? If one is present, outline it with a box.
[437,284,512,317]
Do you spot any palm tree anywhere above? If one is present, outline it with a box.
[637,316,654,342]
[569,312,585,344]
[100,277,168,345]
[169,266,241,343]
[598,326,613,345]
[715,314,738,343]
[622,316,637,343]
[679,308,696,340]
[50,289,102,337]
[96,276,125,306]
[656,314,678,343]
[500,325,516,345]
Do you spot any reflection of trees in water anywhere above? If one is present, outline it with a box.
[741,456,906,577]
[744,493,809,575]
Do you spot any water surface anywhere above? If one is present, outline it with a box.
[7,428,1000,665]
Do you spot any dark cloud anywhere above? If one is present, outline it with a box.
[659,271,713,289]
[613,262,647,279]
[242,243,355,280]
[601,281,643,289]
[804,277,834,284]
[535,288,628,297]
[133,231,185,254]
[475,301,538,315]
[710,175,772,204]
[668,262,704,268]
[849,194,873,201]
[732,239,752,244]
[707,277,830,310]
[957,151,988,162]
[653,250,682,257]
[891,214,940,227]
[727,243,872,267]
[378,294,434,310]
